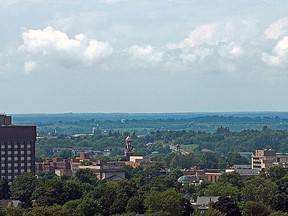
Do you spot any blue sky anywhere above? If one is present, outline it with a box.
[1,0,288,113]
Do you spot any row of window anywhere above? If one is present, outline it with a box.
[1,141,31,145]
[1,156,32,160]
[1,168,31,173]
[1,144,31,149]
[252,161,262,164]
[1,151,31,155]
[1,162,31,167]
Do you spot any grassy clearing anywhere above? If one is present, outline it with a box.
[180,144,198,152]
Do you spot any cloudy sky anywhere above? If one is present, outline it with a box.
[1,0,288,113]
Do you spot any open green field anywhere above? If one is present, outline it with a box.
[180,144,199,152]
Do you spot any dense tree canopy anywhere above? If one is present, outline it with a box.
[3,160,288,215]
[241,177,277,205]
[11,173,37,208]
[212,197,241,216]
[144,189,185,216]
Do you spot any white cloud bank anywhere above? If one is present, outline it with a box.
[19,26,113,69]
[178,23,225,48]
[171,18,288,74]
[128,45,163,63]
[5,17,288,75]
[176,20,256,71]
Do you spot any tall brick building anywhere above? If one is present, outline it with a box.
[0,115,36,181]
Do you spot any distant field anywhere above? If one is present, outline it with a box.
[180,144,198,152]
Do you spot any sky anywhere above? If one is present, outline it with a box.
[1,0,288,113]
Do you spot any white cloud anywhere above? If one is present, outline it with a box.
[178,23,224,48]
[218,43,244,59]
[84,40,113,61]
[230,44,243,56]
[24,61,38,73]
[265,17,288,40]
[19,26,113,67]
[175,19,265,73]
[178,19,258,49]
[262,36,288,66]
[180,47,214,64]
[128,45,163,63]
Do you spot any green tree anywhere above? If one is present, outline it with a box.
[226,152,248,166]
[200,152,227,169]
[205,182,239,198]
[243,201,271,216]
[33,177,63,206]
[241,177,277,205]
[169,168,184,181]
[4,207,25,216]
[271,193,288,212]
[90,182,118,216]
[23,205,64,216]
[218,172,244,189]
[194,180,211,197]
[75,169,98,186]
[33,177,82,206]
[212,197,241,216]
[144,189,184,216]
[76,196,102,216]
[110,181,137,215]
[110,192,129,215]
[62,200,82,216]
[62,180,83,203]
[148,175,177,192]
[11,173,37,208]
[0,207,5,216]
[193,208,224,216]
[126,196,145,214]
[267,166,287,181]
[271,175,288,212]
[270,211,288,216]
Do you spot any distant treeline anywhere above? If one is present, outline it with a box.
[12,112,288,124]
[11,113,288,134]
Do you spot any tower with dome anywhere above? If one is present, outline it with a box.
[125,136,134,160]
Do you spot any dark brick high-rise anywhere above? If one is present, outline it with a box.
[0,115,36,182]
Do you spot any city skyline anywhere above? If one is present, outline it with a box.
[1,0,288,113]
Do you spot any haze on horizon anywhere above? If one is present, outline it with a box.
[1,0,288,114]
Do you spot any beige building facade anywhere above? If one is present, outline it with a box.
[252,149,288,169]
